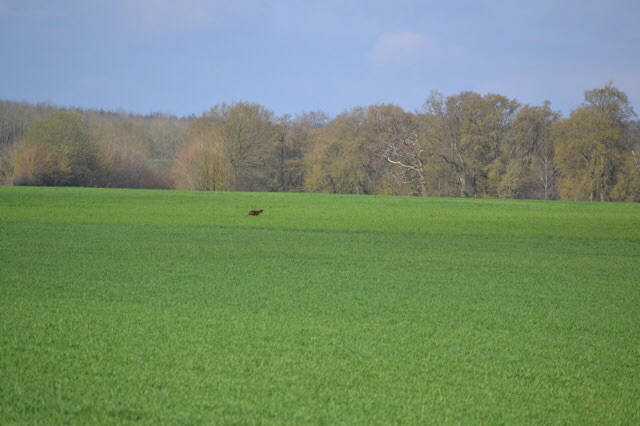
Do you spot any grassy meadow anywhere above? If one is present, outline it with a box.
[1,187,639,424]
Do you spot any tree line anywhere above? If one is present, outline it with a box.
[1,82,638,201]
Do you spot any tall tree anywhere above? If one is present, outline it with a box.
[171,102,277,191]
[502,102,561,199]
[207,102,277,191]
[304,109,366,194]
[273,111,328,192]
[425,91,519,197]
[305,108,389,194]
[366,104,428,196]
[554,82,636,201]
[610,120,640,201]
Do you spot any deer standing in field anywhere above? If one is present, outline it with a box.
[248,209,264,216]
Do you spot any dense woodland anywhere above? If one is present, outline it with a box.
[1,82,638,201]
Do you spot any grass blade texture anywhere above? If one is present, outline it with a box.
[1,187,639,424]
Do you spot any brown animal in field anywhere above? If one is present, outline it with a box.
[248,209,264,216]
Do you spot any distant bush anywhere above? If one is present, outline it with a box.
[95,146,172,189]
[11,110,174,189]
[172,135,229,191]
[13,111,99,186]
[0,143,16,185]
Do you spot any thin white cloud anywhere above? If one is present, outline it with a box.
[369,31,436,66]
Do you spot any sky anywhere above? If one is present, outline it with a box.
[1,0,639,118]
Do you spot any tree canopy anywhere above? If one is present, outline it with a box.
[1,82,638,201]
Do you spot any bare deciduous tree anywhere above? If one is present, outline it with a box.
[372,105,429,196]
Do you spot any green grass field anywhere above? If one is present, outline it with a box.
[1,187,639,424]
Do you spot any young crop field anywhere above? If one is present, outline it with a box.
[1,187,639,424]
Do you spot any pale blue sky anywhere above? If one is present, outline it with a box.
[1,0,638,117]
